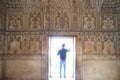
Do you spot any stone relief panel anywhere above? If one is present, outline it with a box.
[82,0,103,12]
[117,14,120,30]
[29,11,43,30]
[102,32,116,55]
[42,32,48,55]
[0,34,3,54]
[96,32,102,55]
[118,32,120,55]
[44,0,51,30]
[25,0,44,11]
[7,15,23,30]
[82,10,97,31]
[28,35,41,54]
[82,32,96,55]
[7,35,22,54]
[71,13,79,30]
[76,33,82,55]
[54,10,69,30]
[0,14,2,30]
[101,14,117,30]
[5,32,42,55]
[49,0,72,30]
[70,0,80,30]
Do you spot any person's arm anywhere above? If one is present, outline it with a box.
[67,49,70,52]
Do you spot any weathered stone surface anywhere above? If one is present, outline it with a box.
[0,61,2,80]
[5,60,41,80]
[83,60,118,80]
[0,0,119,80]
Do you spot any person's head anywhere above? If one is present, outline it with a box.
[62,43,65,48]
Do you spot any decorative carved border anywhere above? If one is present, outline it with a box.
[83,55,118,60]
[3,55,41,60]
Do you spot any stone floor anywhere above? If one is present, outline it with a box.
[49,78,75,80]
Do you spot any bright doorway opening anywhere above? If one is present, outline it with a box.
[48,36,76,80]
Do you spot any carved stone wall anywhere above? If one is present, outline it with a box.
[0,0,120,80]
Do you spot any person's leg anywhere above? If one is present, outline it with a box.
[63,61,66,78]
[60,60,62,78]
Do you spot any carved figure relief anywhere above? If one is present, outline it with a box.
[83,14,95,30]
[29,11,41,29]
[96,40,102,55]
[9,38,21,54]
[83,38,95,54]
[102,16,115,29]
[103,38,115,54]
[8,15,22,29]
[29,36,41,54]
[21,36,30,54]
[55,10,69,29]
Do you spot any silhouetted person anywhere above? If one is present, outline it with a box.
[57,43,70,78]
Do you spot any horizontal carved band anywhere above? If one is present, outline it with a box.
[3,55,42,60]
[83,55,118,60]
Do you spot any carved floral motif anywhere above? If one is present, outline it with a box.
[7,34,42,55]
[29,11,42,29]
[29,36,41,54]
[83,33,96,54]
[55,10,69,29]
[102,15,115,30]
[21,36,30,54]
[83,11,96,30]
[102,35,116,55]
[8,15,22,29]
[9,37,22,54]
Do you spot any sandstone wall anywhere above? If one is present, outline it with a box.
[0,0,119,80]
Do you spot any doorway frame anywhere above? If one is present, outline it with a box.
[48,35,76,80]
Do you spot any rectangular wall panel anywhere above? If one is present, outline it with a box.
[5,60,41,80]
[83,60,118,80]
